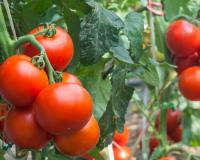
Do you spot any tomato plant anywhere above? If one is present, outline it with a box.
[0,103,8,132]
[55,116,100,156]
[34,83,92,135]
[23,26,74,71]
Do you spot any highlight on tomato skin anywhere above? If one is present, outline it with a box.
[4,107,52,149]
[23,26,74,71]
[113,145,135,160]
[114,125,130,146]
[54,116,100,157]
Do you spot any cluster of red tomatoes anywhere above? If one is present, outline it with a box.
[140,109,182,155]
[166,19,200,101]
[0,26,100,157]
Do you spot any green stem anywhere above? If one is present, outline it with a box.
[0,5,15,58]
[31,150,41,160]
[14,35,55,84]
[160,107,168,147]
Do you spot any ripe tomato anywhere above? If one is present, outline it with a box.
[175,53,199,74]
[113,146,133,160]
[34,83,92,135]
[159,157,176,160]
[0,55,48,107]
[62,72,82,86]
[23,26,74,71]
[179,66,200,100]
[149,135,159,153]
[114,125,130,146]
[166,20,200,57]
[55,116,100,156]
[4,107,52,149]
[0,103,8,132]
[155,109,182,134]
[169,126,182,142]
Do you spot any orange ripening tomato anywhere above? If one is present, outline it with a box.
[166,20,200,57]
[113,145,134,160]
[179,66,200,101]
[34,83,92,135]
[55,116,100,156]
[114,125,130,146]
[62,72,82,86]
[4,107,52,149]
[23,26,74,71]
[0,55,48,107]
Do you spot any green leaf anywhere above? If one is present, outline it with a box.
[97,66,134,149]
[74,60,112,120]
[80,2,124,65]
[183,108,200,146]
[123,11,144,61]
[110,46,133,64]
[150,147,165,160]
[88,147,105,160]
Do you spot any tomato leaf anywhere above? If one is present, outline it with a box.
[183,108,200,146]
[97,66,134,149]
[74,60,112,120]
[110,46,133,64]
[80,2,124,65]
[123,11,144,61]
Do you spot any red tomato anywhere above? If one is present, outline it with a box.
[169,126,182,142]
[179,66,200,100]
[166,20,200,57]
[55,116,100,156]
[113,146,132,160]
[155,109,182,134]
[114,125,130,146]
[23,26,74,71]
[62,72,82,86]
[4,107,52,149]
[0,55,48,107]
[34,83,92,135]
[0,103,8,132]
[159,157,176,160]
[149,135,159,153]
[175,53,199,74]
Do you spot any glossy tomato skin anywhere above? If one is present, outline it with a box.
[23,26,74,71]
[159,157,176,160]
[34,83,92,135]
[166,20,200,57]
[114,125,130,146]
[179,66,200,101]
[62,72,82,86]
[4,107,52,149]
[175,53,199,74]
[55,116,100,156]
[0,103,8,132]
[169,126,182,142]
[155,109,182,134]
[0,55,48,107]
[113,146,132,160]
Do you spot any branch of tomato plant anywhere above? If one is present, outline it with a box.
[13,35,55,84]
